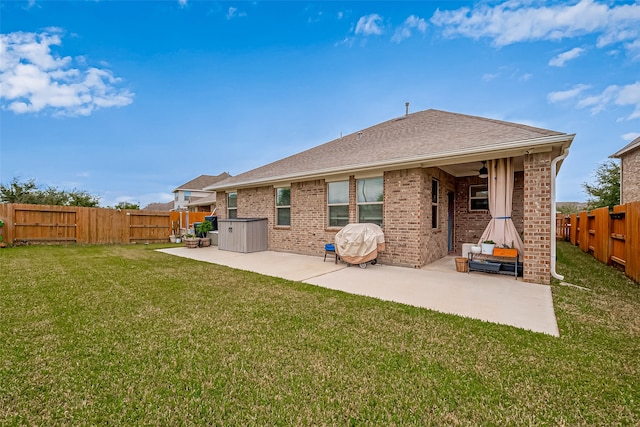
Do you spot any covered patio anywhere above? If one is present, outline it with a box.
[158,246,560,336]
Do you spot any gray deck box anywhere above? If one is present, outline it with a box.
[218,218,268,253]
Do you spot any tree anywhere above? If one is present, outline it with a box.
[582,160,620,210]
[114,201,140,210]
[0,178,38,204]
[556,202,587,214]
[0,177,100,207]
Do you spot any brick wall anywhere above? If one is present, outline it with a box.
[454,176,491,252]
[523,152,552,284]
[279,180,336,255]
[216,164,538,277]
[421,168,456,265]
[382,169,424,267]
[454,172,524,255]
[216,192,227,219]
[512,171,525,236]
[621,149,640,203]
[225,181,344,256]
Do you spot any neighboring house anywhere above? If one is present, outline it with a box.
[143,201,174,211]
[186,192,218,212]
[610,136,640,204]
[173,173,231,212]
[209,109,575,284]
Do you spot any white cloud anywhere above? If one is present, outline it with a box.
[483,72,500,82]
[549,47,585,67]
[391,15,427,43]
[622,132,640,141]
[547,84,591,103]
[481,66,531,83]
[616,81,640,119]
[0,29,134,117]
[431,0,640,58]
[178,0,187,8]
[355,14,384,36]
[226,7,247,20]
[520,73,532,81]
[563,81,640,119]
[626,38,640,61]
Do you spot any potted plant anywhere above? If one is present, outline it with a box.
[196,221,213,247]
[170,220,181,243]
[481,239,495,255]
[184,233,199,249]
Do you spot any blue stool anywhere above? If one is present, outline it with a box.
[324,243,338,264]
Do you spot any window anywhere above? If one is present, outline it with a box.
[357,177,383,226]
[227,192,237,219]
[470,184,488,211]
[432,179,439,229]
[184,190,191,201]
[276,187,290,226]
[328,181,349,227]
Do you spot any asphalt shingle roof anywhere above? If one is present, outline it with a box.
[213,109,568,189]
[174,172,231,192]
[611,135,640,158]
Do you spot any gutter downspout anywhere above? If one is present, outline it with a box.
[551,145,571,281]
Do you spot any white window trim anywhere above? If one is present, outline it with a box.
[432,178,439,229]
[356,177,383,226]
[275,187,291,226]
[227,192,237,218]
[469,184,489,211]
[327,181,349,228]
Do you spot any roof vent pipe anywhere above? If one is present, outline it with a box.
[405,102,409,116]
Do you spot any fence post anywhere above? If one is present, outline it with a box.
[626,201,640,283]
[591,207,610,264]
[578,211,589,252]
[0,204,11,245]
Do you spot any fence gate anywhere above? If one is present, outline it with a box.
[127,211,170,243]
[13,205,77,243]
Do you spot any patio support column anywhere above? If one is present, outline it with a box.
[523,152,552,284]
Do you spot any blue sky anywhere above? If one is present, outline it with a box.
[1,0,639,207]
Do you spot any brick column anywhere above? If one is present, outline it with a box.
[523,152,552,284]
[621,150,640,204]
[216,192,227,219]
[383,168,424,267]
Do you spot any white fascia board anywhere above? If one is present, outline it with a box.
[610,138,640,158]
[212,134,575,191]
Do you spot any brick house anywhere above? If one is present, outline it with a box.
[611,136,640,204]
[208,109,574,284]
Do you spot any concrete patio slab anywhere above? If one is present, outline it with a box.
[157,246,559,336]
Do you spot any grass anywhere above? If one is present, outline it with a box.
[0,242,638,426]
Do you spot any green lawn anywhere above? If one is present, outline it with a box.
[1,242,638,425]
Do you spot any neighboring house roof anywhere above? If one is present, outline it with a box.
[174,172,231,192]
[210,109,574,191]
[143,201,174,211]
[186,193,217,207]
[610,136,640,158]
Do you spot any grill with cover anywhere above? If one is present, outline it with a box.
[334,223,385,268]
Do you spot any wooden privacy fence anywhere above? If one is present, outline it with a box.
[168,211,209,231]
[556,200,640,283]
[0,203,173,245]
